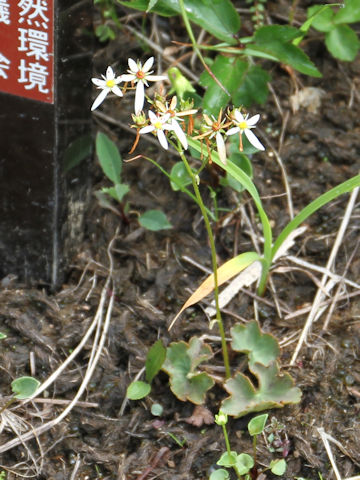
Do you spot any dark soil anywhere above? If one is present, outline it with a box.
[1,2,360,479]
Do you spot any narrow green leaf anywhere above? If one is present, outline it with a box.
[96,132,122,184]
[11,376,40,399]
[127,380,151,400]
[272,174,360,261]
[139,209,172,231]
[248,413,268,436]
[146,339,167,383]
[325,24,360,61]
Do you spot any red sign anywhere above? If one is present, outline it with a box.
[0,0,54,103]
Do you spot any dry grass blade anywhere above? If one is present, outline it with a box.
[290,186,359,365]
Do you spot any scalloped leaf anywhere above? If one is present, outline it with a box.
[221,361,301,417]
[162,337,214,404]
[11,376,40,399]
[231,321,280,367]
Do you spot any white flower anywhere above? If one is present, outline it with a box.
[155,96,195,150]
[226,109,265,151]
[139,110,173,150]
[200,113,227,164]
[91,66,123,111]
[121,57,167,114]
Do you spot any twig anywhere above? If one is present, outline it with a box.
[317,427,342,480]
[290,186,359,365]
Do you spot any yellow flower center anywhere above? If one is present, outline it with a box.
[239,121,248,129]
[106,79,115,88]
[154,121,163,129]
[136,71,145,79]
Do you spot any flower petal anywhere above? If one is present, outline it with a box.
[128,58,138,72]
[139,125,155,134]
[146,74,167,82]
[148,110,158,124]
[143,56,154,73]
[92,78,106,87]
[106,66,115,80]
[123,75,137,84]
[247,114,260,127]
[234,109,245,123]
[216,132,227,164]
[91,88,109,111]
[157,129,168,150]
[172,120,188,149]
[135,80,145,114]
[244,129,265,151]
[226,126,240,136]
[112,85,123,97]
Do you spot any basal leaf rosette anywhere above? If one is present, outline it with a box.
[162,337,214,404]
[230,321,279,367]
[221,321,301,417]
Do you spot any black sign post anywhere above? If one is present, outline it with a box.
[0,1,93,288]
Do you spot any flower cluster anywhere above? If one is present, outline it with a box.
[91,57,264,159]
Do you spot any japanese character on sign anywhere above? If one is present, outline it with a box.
[18,28,49,62]
[0,53,10,79]
[18,0,49,29]
[18,58,49,93]
[0,0,10,25]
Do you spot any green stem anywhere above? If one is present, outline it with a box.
[222,424,232,457]
[179,149,231,379]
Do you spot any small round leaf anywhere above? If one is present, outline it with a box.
[11,376,40,399]
[127,381,151,400]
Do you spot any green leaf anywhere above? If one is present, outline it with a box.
[217,451,238,467]
[248,413,268,436]
[253,25,322,77]
[270,459,287,476]
[199,56,246,115]
[0,332,6,340]
[102,183,130,203]
[119,0,240,43]
[209,469,230,480]
[138,209,172,231]
[170,161,193,191]
[127,380,151,400]
[63,133,92,172]
[272,174,360,261]
[96,132,122,184]
[231,321,280,367]
[145,339,167,384]
[325,24,360,61]
[151,403,163,416]
[221,361,301,417]
[146,0,160,12]
[162,337,215,404]
[221,153,253,193]
[307,5,335,33]
[11,376,40,399]
[333,0,360,24]
[235,453,254,475]
[232,65,270,108]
